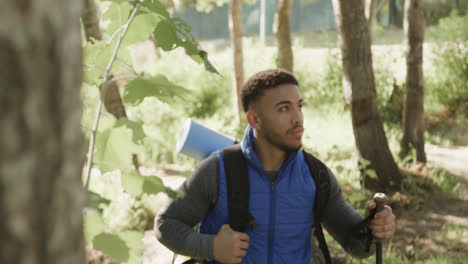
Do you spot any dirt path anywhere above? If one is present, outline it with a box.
[390,144,468,260]
[426,144,468,182]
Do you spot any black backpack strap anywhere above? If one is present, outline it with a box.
[303,150,332,264]
[222,144,257,232]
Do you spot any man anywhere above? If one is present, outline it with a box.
[155,69,395,264]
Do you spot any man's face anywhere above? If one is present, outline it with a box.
[251,83,304,152]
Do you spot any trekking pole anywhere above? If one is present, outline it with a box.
[374,193,388,264]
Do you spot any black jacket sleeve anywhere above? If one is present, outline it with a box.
[154,154,219,261]
[321,168,375,259]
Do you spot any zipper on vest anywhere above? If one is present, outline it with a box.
[268,178,276,264]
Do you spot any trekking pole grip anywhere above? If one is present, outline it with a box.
[373,192,388,264]
[373,193,388,214]
[373,193,388,241]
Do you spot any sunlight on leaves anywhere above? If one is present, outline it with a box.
[123,74,192,105]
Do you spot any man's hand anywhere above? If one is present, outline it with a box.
[365,201,395,240]
[213,224,249,264]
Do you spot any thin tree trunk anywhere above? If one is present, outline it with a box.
[332,0,402,191]
[274,0,294,73]
[229,0,245,128]
[260,0,266,44]
[0,1,85,263]
[389,0,404,27]
[401,0,426,162]
[82,0,102,42]
[365,0,377,36]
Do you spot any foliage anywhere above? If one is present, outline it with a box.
[85,212,144,264]
[426,12,468,116]
[82,0,220,263]
[426,0,468,25]
[298,48,344,108]
[179,0,258,14]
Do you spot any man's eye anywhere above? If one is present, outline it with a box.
[280,106,288,111]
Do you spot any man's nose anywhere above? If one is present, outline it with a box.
[292,107,303,125]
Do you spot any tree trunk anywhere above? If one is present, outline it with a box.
[82,0,102,42]
[401,0,426,162]
[274,0,294,73]
[365,0,377,36]
[332,0,402,191]
[260,0,266,45]
[389,0,404,27]
[0,1,85,263]
[229,0,245,128]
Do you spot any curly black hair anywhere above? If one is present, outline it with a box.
[240,69,299,112]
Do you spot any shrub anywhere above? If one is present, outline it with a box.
[427,12,468,116]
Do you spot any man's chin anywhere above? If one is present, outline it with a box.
[284,142,302,153]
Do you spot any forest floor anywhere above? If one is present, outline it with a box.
[389,144,468,260]
[135,143,468,264]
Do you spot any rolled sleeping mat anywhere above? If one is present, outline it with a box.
[176,118,236,160]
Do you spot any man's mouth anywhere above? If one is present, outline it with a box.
[288,126,304,137]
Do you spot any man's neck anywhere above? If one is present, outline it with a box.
[252,132,287,172]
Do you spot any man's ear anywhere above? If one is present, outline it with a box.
[246,110,261,130]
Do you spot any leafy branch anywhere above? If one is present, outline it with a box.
[84,2,142,190]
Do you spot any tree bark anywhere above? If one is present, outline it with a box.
[274,0,294,73]
[365,0,377,36]
[401,0,426,162]
[332,0,402,191]
[389,0,404,27]
[260,0,266,44]
[0,1,85,263]
[229,0,245,128]
[82,0,102,42]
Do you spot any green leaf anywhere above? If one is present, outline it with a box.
[123,13,160,46]
[123,74,192,105]
[104,0,129,3]
[93,233,130,262]
[122,171,166,197]
[84,213,106,244]
[348,192,367,204]
[102,2,132,35]
[192,50,222,76]
[98,114,117,132]
[164,187,183,200]
[138,0,170,19]
[94,124,143,172]
[152,17,199,55]
[367,169,378,179]
[114,118,147,144]
[335,165,344,174]
[86,191,111,212]
[119,231,144,264]
[152,19,179,51]
[82,38,132,86]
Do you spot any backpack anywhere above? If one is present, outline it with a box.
[181,144,332,264]
[222,144,332,264]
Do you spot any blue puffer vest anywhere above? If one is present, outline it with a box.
[200,126,317,264]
